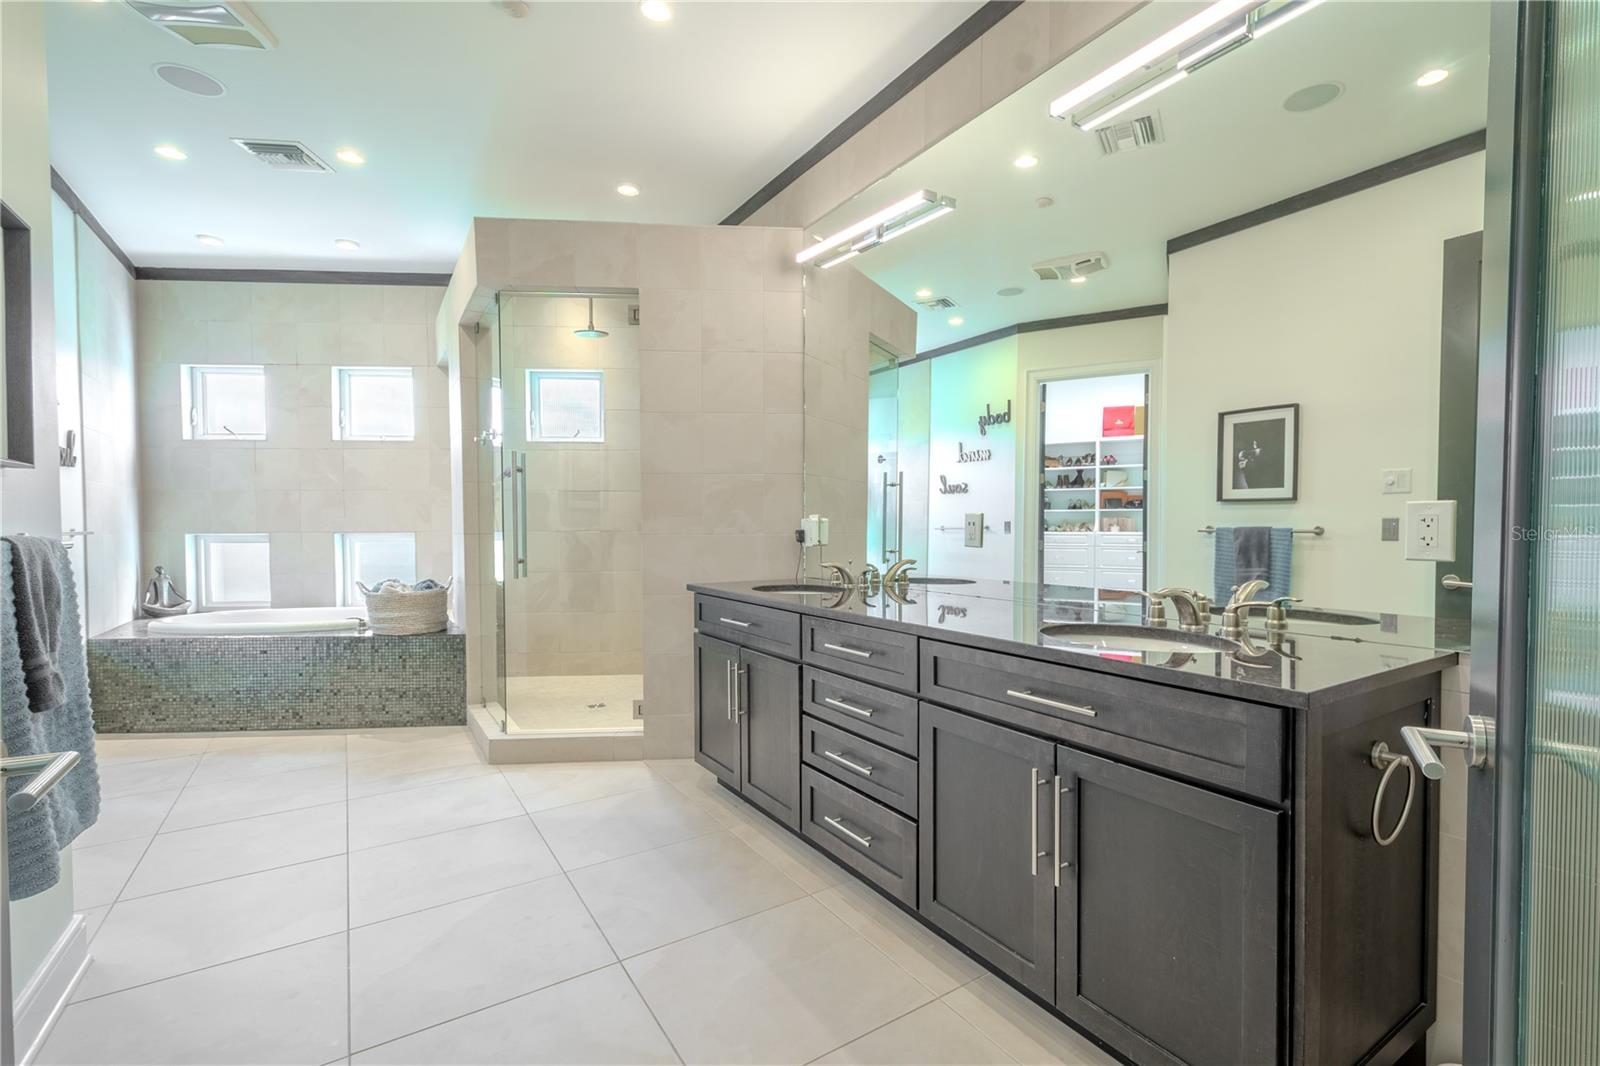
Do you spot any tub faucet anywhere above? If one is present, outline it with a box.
[884,558,918,589]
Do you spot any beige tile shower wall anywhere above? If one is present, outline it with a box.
[135,281,451,608]
[740,1,1141,229]
[501,295,642,678]
[802,266,917,573]
[450,219,807,757]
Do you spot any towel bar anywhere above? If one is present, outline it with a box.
[1198,524,1324,536]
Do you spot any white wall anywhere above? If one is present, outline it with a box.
[75,218,140,635]
[0,0,77,1014]
[1159,154,1485,614]
[135,281,451,611]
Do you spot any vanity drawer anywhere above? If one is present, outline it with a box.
[802,716,918,818]
[694,595,800,659]
[919,641,1285,801]
[1044,567,1093,586]
[801,766,917,906]
[1096,547,1144,569]
[1096,532,1143,550]
[803,667,918,756]
[803,616,917,692]
[1096,568,1144,592]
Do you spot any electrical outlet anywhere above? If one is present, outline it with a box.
[964,513,984,548]
[1404,500,1457,561]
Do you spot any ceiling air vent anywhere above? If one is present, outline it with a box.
[915,295,958,311]
[125,1,277,49]
[1032,252,1110,282]
[231,139,332,173]
[1095,113,1165,156]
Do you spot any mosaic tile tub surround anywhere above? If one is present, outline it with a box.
[87,622,466,733]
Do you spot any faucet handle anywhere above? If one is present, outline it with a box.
[1132,591,1168,627]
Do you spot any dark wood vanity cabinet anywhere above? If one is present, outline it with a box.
[692,591,1442,1066]
[692,631,800,827]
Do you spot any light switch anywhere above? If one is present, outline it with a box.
[1381,468,1413,494]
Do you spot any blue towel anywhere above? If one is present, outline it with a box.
[2,540,102,899]
[1212,527,1294,604]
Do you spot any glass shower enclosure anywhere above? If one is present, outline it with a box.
[479,290,643,736]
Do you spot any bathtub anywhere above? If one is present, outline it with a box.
[146,606,368,637]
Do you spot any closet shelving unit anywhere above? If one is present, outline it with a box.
[1042,436,1145,534]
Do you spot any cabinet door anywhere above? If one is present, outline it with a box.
[1055,746,1280,1066]
[918,704,1057,999]
[693,634,740,787]
[739,647,800,828]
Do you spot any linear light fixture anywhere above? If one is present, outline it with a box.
[1054,0,1325,130]
[1049,0,1257,119]
[796,190,956,266]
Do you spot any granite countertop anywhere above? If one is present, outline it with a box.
[689,580,1459,709]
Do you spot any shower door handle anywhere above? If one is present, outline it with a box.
[513,452,528,578]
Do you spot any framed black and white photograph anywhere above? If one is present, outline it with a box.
[1217,403,1298,502]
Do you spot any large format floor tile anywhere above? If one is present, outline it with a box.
[40,935,349,1066]
[569,829,806,957]
[349,874,616,1050]
[345,737,494,799]
[500,760,664,813]
[942,975,1119,1066]
[814,880,983,996]
[121,802,346,898]
[624,896,932,1065]
[347,772,524,850]
[349,816,560,926]
[813,1000,1016,1065]
[185,733,348,787]
[351,966,677,1066]
[97,755,200,799]
[77,856,347,999]
[92,736,210,766]
[346,726,468,762]
[71,788,179,849]
[161,761,348,831]
[70,837,150,909]
[531,785,722,869]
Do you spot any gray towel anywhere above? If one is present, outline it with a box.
[2,535,66,713]
[2,539,102,899]
[1213,527,1295,603]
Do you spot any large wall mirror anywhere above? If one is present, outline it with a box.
[2,199,34,468]
[800,0,1488,651]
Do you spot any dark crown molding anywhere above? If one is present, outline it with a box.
[719,1,1023,226]
[898,303,1169,368]
[1167,129,1488,256]
[50,168,136,278]
[134,266,450,286]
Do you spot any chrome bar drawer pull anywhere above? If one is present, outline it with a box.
[822,750,874,777]
[718,616,753,628]
[1006,689,1098,719]
[822,696,875,719]
[725,660,734,721]
[822,642,873,659]
[823,815,873,848]
[1029,767,1040,876]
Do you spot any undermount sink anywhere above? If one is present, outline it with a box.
[1040,623,1241,656]
[906,577,976,585]
[750,583,845,595]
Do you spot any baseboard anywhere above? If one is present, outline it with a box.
[13,914,90,1065]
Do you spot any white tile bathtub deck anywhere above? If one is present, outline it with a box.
[43,727,1119,1065]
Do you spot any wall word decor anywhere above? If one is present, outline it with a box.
[957,442,993,463]
[976,400,1012,437]
[937,475,969,495]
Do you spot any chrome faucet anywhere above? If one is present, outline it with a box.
[1220,587,1299,642]
[1227,579,1270,608]
[884,558,918,589]
[1138,588,1208,632]
[820,563,853,588]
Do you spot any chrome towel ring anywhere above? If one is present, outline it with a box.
[1368,741,1417,847]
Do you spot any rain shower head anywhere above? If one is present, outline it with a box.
[574,298,609,339]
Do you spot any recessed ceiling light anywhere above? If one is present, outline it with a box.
[915,288,933,300]
[1013,154,1039,169]
[948,316,964,327]
[639,1,671,22]
[335,147,366,166]
[334,238,360,252]
[1069,276,1088,286]
[195,233,224,246]
[153,144,187,161]
[616,182,641,197]
[1416,68,1449,88]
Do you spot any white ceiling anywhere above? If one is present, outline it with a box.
[808,0,1492,353]
[43,0,983,272]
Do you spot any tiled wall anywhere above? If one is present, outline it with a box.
[134,281,451,610]
[500,294,642,677]
[740,1,1141,229]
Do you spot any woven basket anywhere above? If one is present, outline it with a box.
[358,579,452,635]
